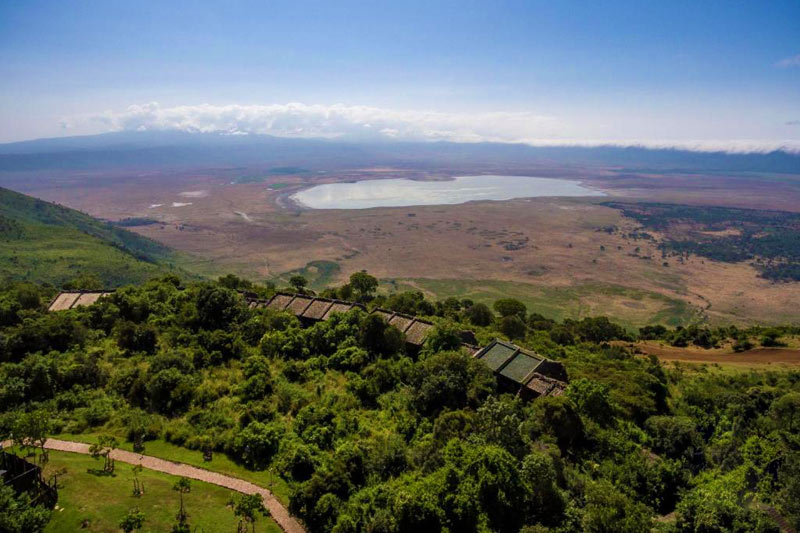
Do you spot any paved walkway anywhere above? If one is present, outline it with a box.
[7,438,306,533]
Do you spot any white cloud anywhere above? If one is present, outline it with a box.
[85,102,800,153]
[776,54,800,68]
[93,102,556,144]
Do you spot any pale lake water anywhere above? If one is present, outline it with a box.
[290,175,604,209]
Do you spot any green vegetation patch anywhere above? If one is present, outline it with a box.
[233,167,308,184]
[390,278,694,329]
[0,187,201,288]
[111,217,160,227]
[274,260,341,291]
[607,202,800,282]
[2,277,800,533]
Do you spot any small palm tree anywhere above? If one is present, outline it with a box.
[132,464,144,496]
[173,477,192,522]
[233,493,269,533]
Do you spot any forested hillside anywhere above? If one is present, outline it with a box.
[1,274,799,532]
[0,187,195,287]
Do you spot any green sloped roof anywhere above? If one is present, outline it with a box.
[499,352,543,383]
[479,342,518,371]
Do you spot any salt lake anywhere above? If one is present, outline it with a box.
[290,175,604,209]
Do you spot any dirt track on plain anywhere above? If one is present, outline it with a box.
[635,343,800,365]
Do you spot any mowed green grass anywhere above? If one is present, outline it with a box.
[54,434,292,506]
[34,450,283,533]
[387,278,695,329]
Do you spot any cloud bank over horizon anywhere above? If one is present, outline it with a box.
[71,101,800,154]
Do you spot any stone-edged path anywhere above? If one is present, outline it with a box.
[15,438,306,533]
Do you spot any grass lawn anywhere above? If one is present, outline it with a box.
[53,434,292,506]
[22,449,283,533]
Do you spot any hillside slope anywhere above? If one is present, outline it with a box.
[0,186,198,287]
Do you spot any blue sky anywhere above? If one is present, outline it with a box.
[1,0,798,149]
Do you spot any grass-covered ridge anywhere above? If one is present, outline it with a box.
[0,187,199,287]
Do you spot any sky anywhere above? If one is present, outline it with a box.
[1,0,798,151]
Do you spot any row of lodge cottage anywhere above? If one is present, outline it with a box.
[48,290,568,399]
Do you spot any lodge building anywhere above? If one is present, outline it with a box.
[48,290,568,399]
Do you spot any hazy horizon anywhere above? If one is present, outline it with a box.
[1,1,798,151]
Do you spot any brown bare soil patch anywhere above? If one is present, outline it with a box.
[15,166,800,326]
[634,341,800,365]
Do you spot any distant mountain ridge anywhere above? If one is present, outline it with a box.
[0,186,196,287]
[0,131,798,174]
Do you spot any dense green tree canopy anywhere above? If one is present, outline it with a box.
[0,276,798,533]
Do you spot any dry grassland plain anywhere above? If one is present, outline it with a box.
[17,167,800,329]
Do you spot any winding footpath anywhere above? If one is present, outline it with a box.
[7,438,306,533]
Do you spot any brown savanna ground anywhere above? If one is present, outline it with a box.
[13,166,800,327]
[628,340,800,372]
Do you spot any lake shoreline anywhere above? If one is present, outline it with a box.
[289,174,605,210]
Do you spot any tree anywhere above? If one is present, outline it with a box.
[645,416,702,463]
[0,484,51,533]
[114,320,158,354]
[566,378,614,425]
[526,395,584,452]
[234,493,269,533]
[349,272,378,302]
[132,464,144,497]
[582,479,651,533]
[12,409,50,464]
[147,367,195,416]
[493,298,527,319]
[549,326,575,346]
[424,321,463,353]
[289,275,308,292]
[521,451,565,524]
[119,508,145,533]
[465,303,494,327]
[63,273,102,290]
[195,285,243,330]
[89,434,119,473]
[359,314,404,357]
[761,329,784,347]
[173,477,191,525]
[499,315,526,340]
[411,351,495,416]
[233,422,283,469]
[771,393,800,432]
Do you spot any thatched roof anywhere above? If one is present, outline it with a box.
[266,293,294,310]
[322,301,360,319]
[404,319,433,346]
[47,291,114,312]
[247,293,363,322]
[388,314,414,333]
[302,299,335,320]
[371,309,394,322]
[286,295,315,315]
[48,288,564,401]
[367,310,434,347]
